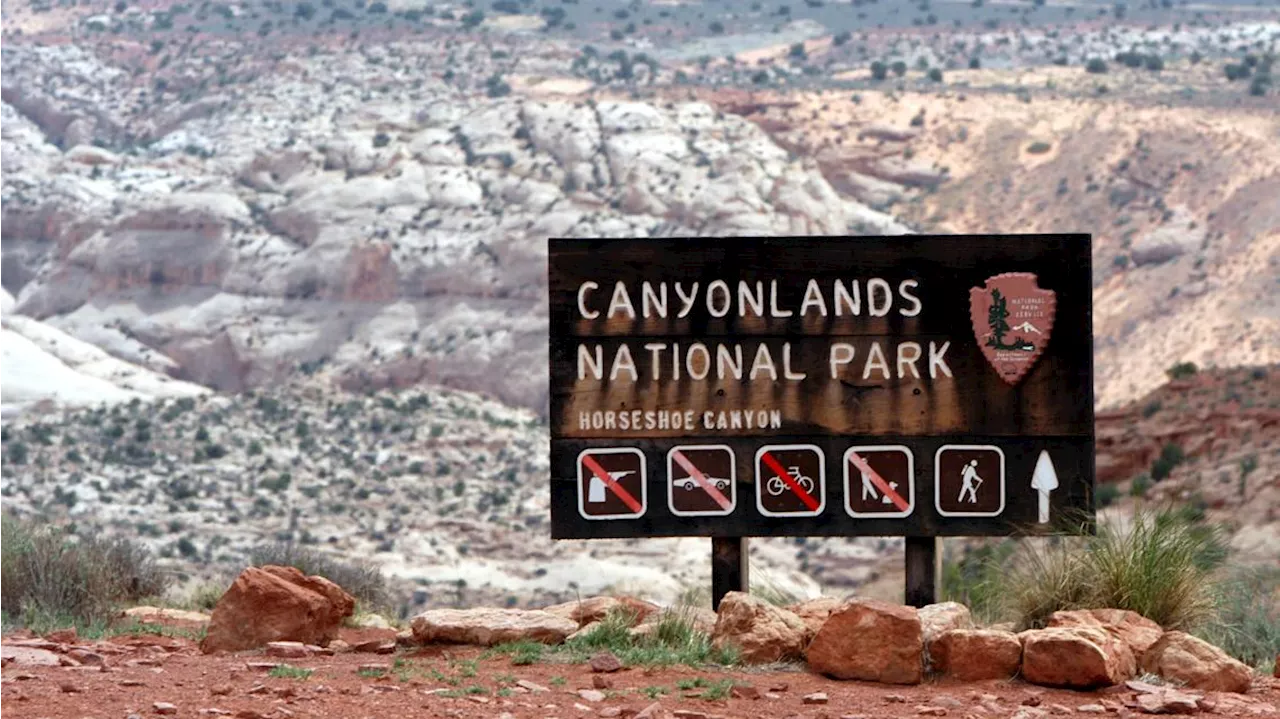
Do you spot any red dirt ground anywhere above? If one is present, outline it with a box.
[3,627,1278,719]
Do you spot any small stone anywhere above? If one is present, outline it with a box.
[763,693,782,700]
[246,662,281,671]
[769,682,789,692]
[265,641,311,659]
[328,640,351,653]
[600,708,623,718]
[802,692,829,705]
[211,684,233,696]
[154,702,178,715]
[673,712,707,719]
[120,679,146,687]
[592,675,612,690]
[578,689,607,702]
[59,654,82,667]
[466,695,490,704]
[352,639,395,654]
[1136,690,1202,715]
[246,684,272,695]
[58,681,81,693]
[635,702,666,719]
[884,694,907,703]
[518,679,551,693]
[1047,704,1073,715]
[590,651,623,673]
[730,685,760,700]
[357,663,389,674]
[1022,695,1043,707]
[1077,706,1106,714]
[916,708,947,717]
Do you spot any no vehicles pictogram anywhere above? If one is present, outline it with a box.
[668,445,736,516]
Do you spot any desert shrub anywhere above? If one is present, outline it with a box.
[1,513,168,630]
[968,56,980,69]
[1166,361,1198,380]
[1199,566,1280,669]
[870,60,887,80]
[248,542,387,610]
[1095,482,1122,508]
[927,68,943,82]
[1026,141,1052,154]
[1131,473,1152,497]
[1150,442,1185,482]
[1250,75,1271,97]
[891,60,907,77]
[1224,63,1250,81]
[997,508,1225,631]
[1085,58,1108,74]
[942,539,1016,624]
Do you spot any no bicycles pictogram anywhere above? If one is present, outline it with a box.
[755,445,825,517]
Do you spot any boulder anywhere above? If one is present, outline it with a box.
[1020,626,1135,689]
[806,598,923,684]
[1046,609,1163,659]
[1140,631,1252,693]
[927,629,1022,680]
[918,602,973,644]
[784,596,843,641]
[710,592,808,664]
[542,596,660,628]
[200,566,355,654]
[410,608,577,647]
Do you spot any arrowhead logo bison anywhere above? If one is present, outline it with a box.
[969,273,1056,386]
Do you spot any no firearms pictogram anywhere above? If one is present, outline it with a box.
[577,448,646,520]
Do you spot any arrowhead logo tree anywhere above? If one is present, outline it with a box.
[969,272,1057,386]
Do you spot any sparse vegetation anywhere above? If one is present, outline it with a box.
[1166,361,1199,380]
[1,513,168,632]
[270,664,315,679]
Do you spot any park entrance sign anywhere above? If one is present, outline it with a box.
[547,235,1094,605]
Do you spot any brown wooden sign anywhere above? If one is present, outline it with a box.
[549,235,1095,540]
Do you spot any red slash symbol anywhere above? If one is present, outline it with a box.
[847,451,909,512]
[580,453,643,513]
[760,451,820,511]
[671,449,733,511]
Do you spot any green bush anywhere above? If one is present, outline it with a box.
[1151,443,1185,482]
[870,60,887,80]
[1026,141,1052,154]
[1,513,168,630]
[248,542,387,610]
[927,68,943,82]
[1086,58,1108,74]
[1095,483,1122,508]
[998,508,1225,631]
[1166,361,1198,380]
[1199,567,1280,669]
[1131,473,1153,497]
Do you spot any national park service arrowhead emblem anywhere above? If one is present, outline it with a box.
[969,273,1056,386]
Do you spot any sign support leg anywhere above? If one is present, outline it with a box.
[904,536,940,607]
[711,537,749,611]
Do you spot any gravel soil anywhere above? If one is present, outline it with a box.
[3,627,1278,719]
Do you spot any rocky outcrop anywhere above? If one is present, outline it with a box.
[200,566,355,654]
[709,592,808,664]
[806,599,923,684]
[1046,609,1163,660]
[1020,626,1136,689]
[411,608,578,646]
[918,602,973,645]
[784,596,843,641]
[1141,631,1253,693]
[927,629,1022,680]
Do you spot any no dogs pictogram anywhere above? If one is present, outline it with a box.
[668,445,736,517]
[755,445,825,517]
[577,448,646,520]
[844,446,914,518]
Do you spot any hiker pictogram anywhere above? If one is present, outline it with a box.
[755,445,825,517]
[935,445,1004,517]
[668,445,736,517]
[843,446,914,518]
[577,448,647,520]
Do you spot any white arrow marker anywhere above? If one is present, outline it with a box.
[1030,450,1059,524]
